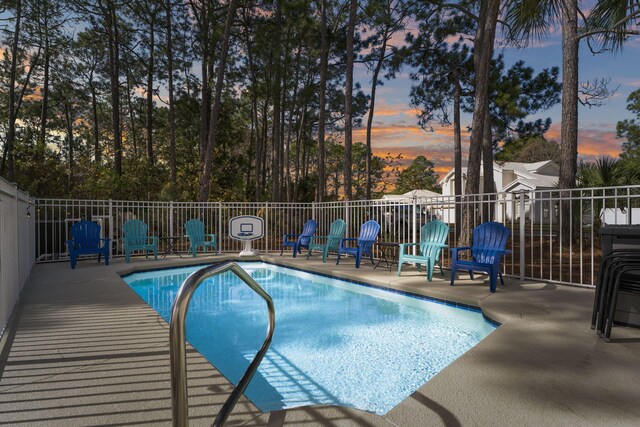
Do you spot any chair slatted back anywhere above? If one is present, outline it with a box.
[123,220,149,246]
[358,220,380,255]
[71,221,102,250]
[185,219,206,244]
[472,222,510,264]
[298,220,318,246]
[420,220,449,261]
[327,219,346,251]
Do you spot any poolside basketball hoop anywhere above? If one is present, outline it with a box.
[229,215,264,256]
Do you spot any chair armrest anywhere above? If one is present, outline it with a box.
[100,238,111,246]
[66,240,75,250]
[310,235,329,244]
[399,242,419,254]
[340,238,358,248]
[150,236,159,245]
[431,243,449,248]
[283,234,300,244]
[451,246,472,260]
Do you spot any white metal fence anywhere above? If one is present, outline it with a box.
[1,178,35,337]
[34,184,640,288]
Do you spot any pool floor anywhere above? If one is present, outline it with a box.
[124,262,496,415]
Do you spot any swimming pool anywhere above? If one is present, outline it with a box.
[123,262,497,415]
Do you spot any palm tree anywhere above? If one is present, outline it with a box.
[505,0,640,190]
[506,0,639,241]
[576,157,621,188]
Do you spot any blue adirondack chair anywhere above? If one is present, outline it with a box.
[281,219,317,257]
[336,220,380,268]
[184,219,217,257]
[397,220,449,281]
[66,221,110,269]
[307,219,347,262]
[122,219,158,263]
[450,221,511,293]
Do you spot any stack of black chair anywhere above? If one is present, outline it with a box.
[592,249,640,342]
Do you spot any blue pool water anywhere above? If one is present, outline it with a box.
[123,262,496,415]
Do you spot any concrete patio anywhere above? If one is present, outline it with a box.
[1,253,639,426]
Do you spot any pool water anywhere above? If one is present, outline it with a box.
[124,262,496,415]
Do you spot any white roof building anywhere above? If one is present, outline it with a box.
[382,189,442,203]
[439,160,559,196]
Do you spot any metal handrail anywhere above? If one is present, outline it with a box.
[169,261,275,427]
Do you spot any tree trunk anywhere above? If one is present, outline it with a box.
[294,106,306,202]
[482,111,495,220]
[244,26,260,201]
[2,0,21,180]
[271,1,283,202]
[198,5,211,162]
[107,0,122,176]
[343,0,357,200]
[365,25,389,200]
[198,0,238,202]
[560,0,579,190]
[286,37,303,202]
[559,0,579,242]
[453,68,462,236]
[146,19,155,165]
[260,98,269,198]
[166,0,176,185]
[38,16,50,151]
[64,103,74,190]
[460,0,499,246]
[316,0,328,202]
[91,84,101,163]
[125,66,137,158]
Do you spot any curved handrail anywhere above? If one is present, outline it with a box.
[169,261,276,427]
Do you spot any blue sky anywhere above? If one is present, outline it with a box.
[353,27,640,175]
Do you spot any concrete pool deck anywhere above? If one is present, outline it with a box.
[1,254,639,426]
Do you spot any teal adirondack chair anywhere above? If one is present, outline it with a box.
[397,220,449,281]
[122,219,158,263]
[184,219,218,257]
[307,219,346,262]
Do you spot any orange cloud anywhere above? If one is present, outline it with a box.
[356,120,471,175]
[544,122,622,162]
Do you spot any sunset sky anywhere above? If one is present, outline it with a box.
[354,29,640,176]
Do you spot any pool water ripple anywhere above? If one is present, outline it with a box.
[124,262,496,415]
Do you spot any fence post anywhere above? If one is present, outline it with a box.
[169,201,174,236]
[108,199,114,258]
[519,191,526,281]
[14,184,20,295]
[218,202,223,252]
[344,201,350,238]
[265,202,269,253]
[412,197,418,254]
